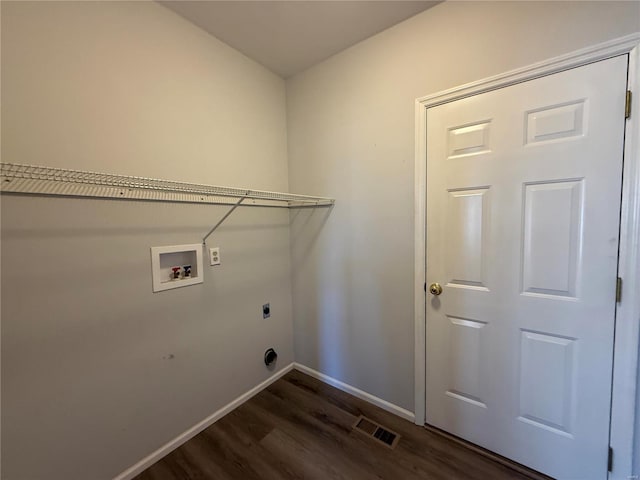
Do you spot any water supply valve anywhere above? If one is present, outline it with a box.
[171,266,181,280]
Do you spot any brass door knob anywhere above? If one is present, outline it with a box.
[429,283,443,296]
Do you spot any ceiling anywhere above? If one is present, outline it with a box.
[159,1,441,78]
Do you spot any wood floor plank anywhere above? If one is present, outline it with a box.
[260,427,353,480]
[204,422,290,480]
[133,369,550,480]
[221,403,274,444]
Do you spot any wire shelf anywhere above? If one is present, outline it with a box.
[0,163,335,208]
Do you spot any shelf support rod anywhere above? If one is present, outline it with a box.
[202,194,248,245]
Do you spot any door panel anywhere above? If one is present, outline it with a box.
[425,56,628,479]
[522,180,583,297]
[446,188,489,288]
[525,100,586,144]
[519,330,576,436]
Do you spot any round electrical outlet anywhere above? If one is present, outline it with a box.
[264,348,277,366]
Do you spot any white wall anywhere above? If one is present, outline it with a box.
[3,1,640,478]
[286,1,640,413]
[1,2,292,479]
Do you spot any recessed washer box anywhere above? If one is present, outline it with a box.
[150,244,203,293]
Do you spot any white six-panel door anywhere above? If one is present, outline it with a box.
[425,55,628,479]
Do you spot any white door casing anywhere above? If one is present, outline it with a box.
[415,34,640,479]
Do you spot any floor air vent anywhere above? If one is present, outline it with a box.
[353,416,400,449]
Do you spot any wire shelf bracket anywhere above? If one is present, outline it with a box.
[0,163,335,243]
[202,195,247,245]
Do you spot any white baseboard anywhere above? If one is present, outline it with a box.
[113,362,295,480]
[292,362,416,423]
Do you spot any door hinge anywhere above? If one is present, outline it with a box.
[626,90,632,119]
[616,277,623,303]
[608,446,613,472]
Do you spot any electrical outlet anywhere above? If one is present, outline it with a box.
[209,247,221,266]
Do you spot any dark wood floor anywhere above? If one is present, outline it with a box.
[135,369,549,480]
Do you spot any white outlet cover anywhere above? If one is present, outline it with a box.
[209,247,221,266]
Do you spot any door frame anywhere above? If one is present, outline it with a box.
[414,33,640,478]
